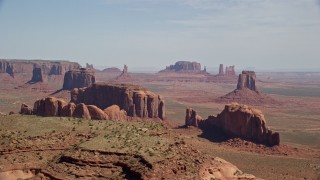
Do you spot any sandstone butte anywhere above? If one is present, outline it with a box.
[218,70,277,105]
[217,64,236,76]
[185,103,280,147]
[62,68,96,90]
[71,82,165,120]
[20,83,165,121]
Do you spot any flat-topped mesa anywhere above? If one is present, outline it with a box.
[185,103,280,146]
[62,68,96,90]
[0,59,81,79]
[0,61,14,77]
[160,61,202,73]
[71,83,165,120]
[237,71,257,91]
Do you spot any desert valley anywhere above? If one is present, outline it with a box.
[0,59,319,179]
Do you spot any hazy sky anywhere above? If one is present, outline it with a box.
[0,0,320,71]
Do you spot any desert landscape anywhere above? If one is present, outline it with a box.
[1,1,320,179]
[0,60,319,179]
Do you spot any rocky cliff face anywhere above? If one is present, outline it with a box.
[63,68,96,90]
[185,103,280,146]
[71,83,165,120]
[237,71,256,91]
[0,61,14,77]
[160,61,201,73]
[0,59,81,80]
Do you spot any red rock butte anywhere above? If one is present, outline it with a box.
[71,82,165,120]
[62,68,96,90]
[185,103,280,146]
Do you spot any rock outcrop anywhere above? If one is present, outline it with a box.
[71,83,165,120]
[73,103,91,119]
[225,65,236,76]
[104,105,127,120]
[160,61,202,73]
[218,64,224,75]
[218,70,277,105]
[199,157,256,179]
[26,97,127,120]
[20,103,33,115]
[216,64,236,76]
[113,65,135,82]
[62,68,96,90]
[237,71,256,91]
[0,61,14,77]
[186,103,280,146]
[185,108,203,127]
[30,65,43,82]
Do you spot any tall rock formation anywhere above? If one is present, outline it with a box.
[71,83,165,120]
[225,65,236,76]
[0,61,14,77]
[217,70,277,105]
[237,71,256,91]
[62,68,96,90]
[30,65,43,82]
[113,64,135,82]
[185,103,280,146]
[160,61,202,73]
[218,64,224,75]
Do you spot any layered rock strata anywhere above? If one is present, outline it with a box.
[160,61,202,73]
[62,68,96,90]
[185,103,280,146]
[71,83,165,120]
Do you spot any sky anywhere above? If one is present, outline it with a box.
[0,0,320,71]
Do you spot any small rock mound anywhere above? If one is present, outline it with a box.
[104,105,127,120]
[199,157,256,180]
[63,68,96,90]
[185,103,280,146]
[20,103,33,115]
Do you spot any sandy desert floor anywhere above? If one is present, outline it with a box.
[0,71,319,179]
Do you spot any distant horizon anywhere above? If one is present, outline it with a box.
[1,0,320,71]
[1,58,320,73]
